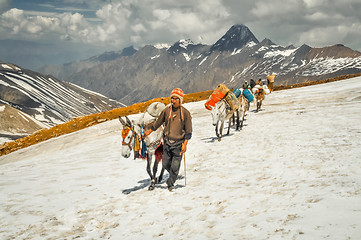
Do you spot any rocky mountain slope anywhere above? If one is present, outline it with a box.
[0,104,45,143]
[0,62,125,143]
[40,24,361,105]
[38,46,137,81]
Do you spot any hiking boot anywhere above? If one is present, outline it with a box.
[168,186,174,192]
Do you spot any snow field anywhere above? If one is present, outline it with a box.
[1,77,361,239]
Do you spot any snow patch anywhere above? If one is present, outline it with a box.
[154,43,170,49]
[1,64,21,71]
[0,79,11,87]
[179,39,194,49]
[1,64,13,70]
[246,41,257,48]
[199,56,208,66]
[256,46,269,52]
[264,49,297,58]
[241,63,255,75]
[210,55,219,65]
[67,82,109,99]
[183,53,191,61]
[0,105,5,112]
[302,57,361,76]
[230,71,241,83]
[231,48,242,55]
[151,55,160,60]
[17,112,29,122]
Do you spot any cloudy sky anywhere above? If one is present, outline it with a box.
[0,0,360,70]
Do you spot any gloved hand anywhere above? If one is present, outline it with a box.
[143,129,152,139]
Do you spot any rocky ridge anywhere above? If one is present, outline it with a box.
[0,62,126,143]
[39,24,361,105]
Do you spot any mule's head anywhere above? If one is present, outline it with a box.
[210,104,220,126]
[211,100,230,125]
[119,116,134,158]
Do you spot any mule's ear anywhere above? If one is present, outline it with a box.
[125,115,132,127]
[119,116,126,125]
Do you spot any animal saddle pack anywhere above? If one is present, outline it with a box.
[134,102,165,161]
[242,88,254,103]
[205,83,240,111]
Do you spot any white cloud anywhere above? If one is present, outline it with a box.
[305,12,329,21]
[132,23,146,33]
[0,0,326,49]
[303,0,329,8]
[167,11,203,34]
[95,3,131,28]
[298,24,361,48]
[1,8,26,34]
[1,0,361,69]
[152,9,170,21]
[147,0,230,44]
[251,0,305,19]
[0,8,90,40]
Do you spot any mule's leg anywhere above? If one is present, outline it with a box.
[146,155,153,179]
[218,121,224,141]
[236,110,240,130]
[257,100,262,112]
[226,118,231,135]
[240,110,245,128]
[151,153,159,182]
[151,155,157,173]
[146,154,156,190]
[215,120,221,139]
[158,167,165,183]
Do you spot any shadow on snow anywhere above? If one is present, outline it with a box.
[122,174,185,194]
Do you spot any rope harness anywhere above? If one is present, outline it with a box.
[122,124,162,159]
[122,126,135,151]
[219,99,230,113]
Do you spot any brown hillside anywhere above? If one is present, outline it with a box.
[1,73,361,157]
[307,44,361,59]
[0,104,43,134]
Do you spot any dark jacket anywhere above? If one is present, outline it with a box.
[250,79,256,88]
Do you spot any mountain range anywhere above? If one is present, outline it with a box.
[2,24,361,143]
[0,62,124,143]
[39,24,361,105]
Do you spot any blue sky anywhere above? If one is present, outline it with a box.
[1,0,361,70]
[11,0,102,19]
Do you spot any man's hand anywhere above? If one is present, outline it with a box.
[143,129,153,139]
[180,140,189,155]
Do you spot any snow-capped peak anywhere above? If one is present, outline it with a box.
[179,39,194,49]
[154,43,171,50]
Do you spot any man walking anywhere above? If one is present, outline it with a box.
[144,88,192,191]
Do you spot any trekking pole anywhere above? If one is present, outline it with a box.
[183,153,187,186]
